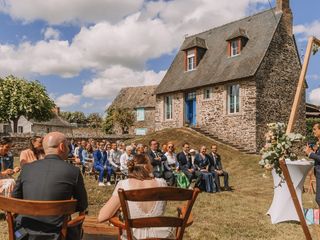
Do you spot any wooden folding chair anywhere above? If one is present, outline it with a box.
[0,196,85,240]
[110,187,200,240]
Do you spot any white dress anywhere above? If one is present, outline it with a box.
[112,178,175,240]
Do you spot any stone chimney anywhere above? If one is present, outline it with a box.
[52,107,60,115]
[276,0,293,36]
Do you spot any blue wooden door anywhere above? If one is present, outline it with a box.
[185,92,196,126]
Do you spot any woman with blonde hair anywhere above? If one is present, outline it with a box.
[98,154,174,239]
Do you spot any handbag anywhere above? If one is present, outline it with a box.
[304,208,320,225]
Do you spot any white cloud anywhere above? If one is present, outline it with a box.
[82,65,166,100]
[294,20,320,41]
[0,0,144,24]
[309,88,320,105]
[55,93,81,107]
[82,102,94,109]
[43,27,60,40]
[0,0,270,78]
[307,74,320,81]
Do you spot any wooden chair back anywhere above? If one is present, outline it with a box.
[118,187,200,240]
[0,196,77,240]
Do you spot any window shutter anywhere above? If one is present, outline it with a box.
[237,38,241,54]
[227,42,231,56]
[184,51,187,71]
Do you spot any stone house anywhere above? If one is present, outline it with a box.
[154,0,306,153]
[109,85,157,135]
[0,108,73,136]
[306,103,320,119]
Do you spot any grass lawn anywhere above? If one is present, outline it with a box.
[0,127,318,239]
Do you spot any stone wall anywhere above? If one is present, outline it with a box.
[196,80,257,152]
[255,15,305,152]
[155,92,184,130]
[32,124,73,136]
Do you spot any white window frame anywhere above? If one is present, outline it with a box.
[203,88,212,99]
[187,49,196,71]
[164,95,173,120]
[228,84,240,114]
[136,108,145,121]
[135,128,147,135]
[231,39,240,57]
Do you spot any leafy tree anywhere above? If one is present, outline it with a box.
[113,108,135,134]
[102,107,134,134]
[0,75,55,133]
[102,107,115,134]
[71,111,87,124]
[87,113,102,129]
[60,111,73,122]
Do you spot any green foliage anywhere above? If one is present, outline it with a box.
[102,107,115,134]
[102,107,134,134]
[60,111,73,122]
[60,111,87,124]
[0,75,55,132]
[87,113,102,129]
[259,122,304,178]
[313,43,319,55]
[306,118,320,143]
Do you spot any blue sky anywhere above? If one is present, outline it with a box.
[0,0,319,115]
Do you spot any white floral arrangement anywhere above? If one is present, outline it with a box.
[259,122,304,178]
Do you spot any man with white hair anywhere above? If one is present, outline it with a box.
[13,132,88,240]
[120,145,133,175]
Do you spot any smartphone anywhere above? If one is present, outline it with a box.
[14,228,28,240]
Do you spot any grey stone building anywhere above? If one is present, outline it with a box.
[154,0,305,153]
[0,108,73,136]
[109,85,157,135]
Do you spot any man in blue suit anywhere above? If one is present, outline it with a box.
[305,122,320,205]
[94,142,111,186]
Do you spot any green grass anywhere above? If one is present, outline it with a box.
[0,127,318,239]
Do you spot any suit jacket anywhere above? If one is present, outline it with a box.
[310,147,320,165]
[147,150,168,172]
[12,154,88,234]
[93,150,108,168]
[176,151,192,171]
[208,153,223,171]
[194,153,211,171]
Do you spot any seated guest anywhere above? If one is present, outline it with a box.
[82,143,94,173]
[135,144,145,155]
[165,142,190,188]
[79,140,87,174]
[209,145,231,191]
[12,132,88,240]
[94,142,111,186]
[109,142,122,173]
[0,138,20,196]
[120,146,133,175]
[147,140,174,186]
[0,139,14,170]
[194,146,216,193]
[20,136,45,166]
[177,143,197,183]
[98,154,175,239]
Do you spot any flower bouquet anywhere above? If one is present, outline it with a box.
[259,122,304,180]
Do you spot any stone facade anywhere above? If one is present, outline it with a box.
[155,92,184,130]
[155,4,305,153]
[255,15,305,151]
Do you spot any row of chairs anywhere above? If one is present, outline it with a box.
[0,187,200,240]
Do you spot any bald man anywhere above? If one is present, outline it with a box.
[12,132,88,240]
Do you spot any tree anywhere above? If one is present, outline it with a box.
[87,113,102,129]
[113,108,135,134]
[102,107,135,134]
[60,111,73,122]
[70,111,87,124]
[0,75,55,133]
[102,107,115,134]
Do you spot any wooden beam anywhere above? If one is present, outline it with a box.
[286,36,314,134]
[280,160,312,240]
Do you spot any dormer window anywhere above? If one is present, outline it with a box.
[182,37,207,72]
[226,28,249,57]
[231,39,240,57]
[187,49,196,71]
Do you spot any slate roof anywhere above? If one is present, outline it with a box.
[155,9,282,95]
[109,85,157,109]
[30,113,73,127]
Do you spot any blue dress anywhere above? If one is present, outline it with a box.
[194,153,216,193]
